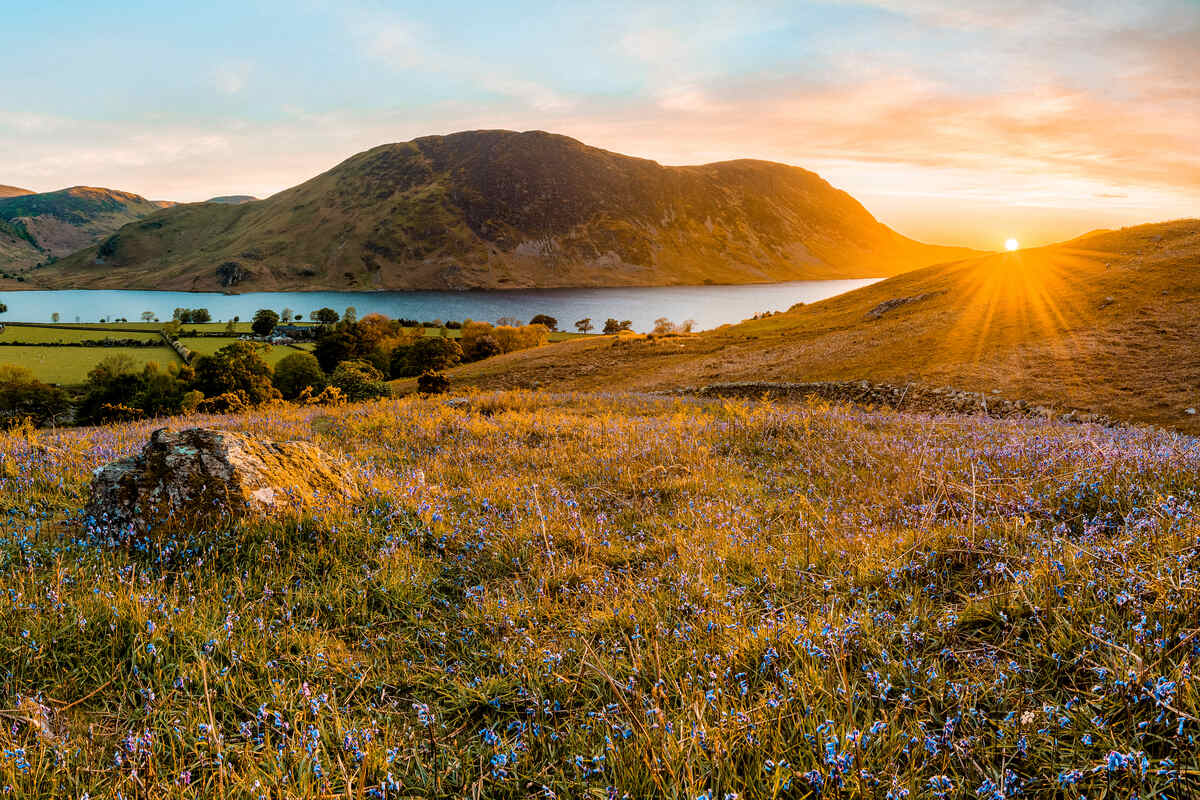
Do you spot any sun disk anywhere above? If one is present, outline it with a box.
[1005,238,1020,251]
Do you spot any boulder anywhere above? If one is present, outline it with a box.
[84,427,356,536]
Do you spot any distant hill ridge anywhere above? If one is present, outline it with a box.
[37,129,975,291]
[0,186,167,273]
[0,185,33,199]
[205,195,258,205]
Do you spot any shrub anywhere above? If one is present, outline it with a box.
[467,333,501,361]
[494,324,549,354]
[273,352,327,399]
[196,391,249,414]
[417,370,450,394]
[331,360,390,402]
[0,364,69,427]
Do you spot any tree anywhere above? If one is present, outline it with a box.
[620,320,633,332]
[496,316,522,327]
[653,317,675,334]
[312,307,339,325]
[0,365,69,426]
[417,370,450,395]
[251,309,280,336]
[330,360,390,402]
[313,326,362,372]
[76,355,145,424]
[343,306,357,325]
[390,336,463,378]
[141,311,156,322]
[529,314,558,331]
[192,308,212,323]
[493,324,549,353]
[0,302,7,314]
[193,341,280,406]
[51,313,60,323]
[466,333,501,362]
[280,308,294,325]
[575,318,593,334]
[602,318,621,334]
[133,362,192,417]
[273,352,326,399]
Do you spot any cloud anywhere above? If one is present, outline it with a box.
[213,62,253,95]
[354,14,575,112]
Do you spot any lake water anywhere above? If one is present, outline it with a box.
[0,280,878,332]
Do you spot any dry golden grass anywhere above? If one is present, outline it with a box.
[441,220,1200,431]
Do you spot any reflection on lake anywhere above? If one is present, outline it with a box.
[0,280,879,331]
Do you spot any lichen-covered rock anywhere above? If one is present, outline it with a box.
[84,427,356,536]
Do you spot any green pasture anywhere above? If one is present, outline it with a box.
[0,345,181,384]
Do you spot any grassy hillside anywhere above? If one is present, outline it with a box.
[37,130,973,292]
[1,391,1198,797]
[447,219,1200,432]
[0,186,32,199]
[0,187,167,272]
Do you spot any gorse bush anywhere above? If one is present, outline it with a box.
[0,393,1198,797]
[330,359,390,401]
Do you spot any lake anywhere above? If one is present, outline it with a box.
[0,280,879,332]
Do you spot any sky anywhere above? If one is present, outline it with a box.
[2,0,1197,249]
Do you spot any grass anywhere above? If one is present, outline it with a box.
[0,325,161,344]
[447,220,1200,433]
[177,337,312,367]
[0,391,1198,797]
[0,345,181,384]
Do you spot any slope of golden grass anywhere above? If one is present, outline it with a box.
[443,219,1200,431]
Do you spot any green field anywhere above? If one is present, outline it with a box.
[0,345,181,383]
[0,321,580,384]
[0,325,161,344]
[177,337,312,367]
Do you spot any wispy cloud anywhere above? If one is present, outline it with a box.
[353,13,575,112]
[212,62,253,95]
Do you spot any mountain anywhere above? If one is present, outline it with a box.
[0,185,33,199]
[36,130,974,291]
[447,219,1200,431]
[205,195,258,204]
[0,186,167,273]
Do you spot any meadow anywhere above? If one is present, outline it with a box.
[176,337,314,368]
[0,345,181,384]
[1,391,1198,798]
[0,321,584,385]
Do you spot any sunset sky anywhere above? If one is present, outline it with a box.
[3,0,1197,249]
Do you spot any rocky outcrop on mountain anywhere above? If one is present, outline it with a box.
[84,427,357,537]
[866,292,944,319]
[692,381,1115,426]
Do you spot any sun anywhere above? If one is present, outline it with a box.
[1005,238,1020,251]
